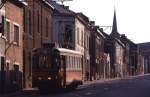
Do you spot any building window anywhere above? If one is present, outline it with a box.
[6,20,10,42]
[86,35,88,48]
[37,10,40,33]
[29,10,31,34]
[0,15,5,36]
[65,25,72,42]
[77,27,79,44]
[6,62,9,71]
[14,24,19,45]
[66,56,69,69]
[0,56,5,71]
[13,64,19,84]
[81,31,83,46]
[46,17,48,37]
[14,64,19,71]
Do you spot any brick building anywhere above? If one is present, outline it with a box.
[89,22,105,80]
[48,0,75,49]
[23,0,53,89]
[76,13,90,81]
[120,34,140,76]
[48,1,90,81]
[105,11,126,78]
[0,0,26,93]
[138,42,150,74]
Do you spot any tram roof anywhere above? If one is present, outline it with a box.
[57,48,83,56]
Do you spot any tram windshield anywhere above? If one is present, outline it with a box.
[32,48,60,70]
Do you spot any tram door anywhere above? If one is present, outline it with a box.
[60,55,66,87]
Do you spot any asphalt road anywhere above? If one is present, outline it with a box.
[3,74,150,97]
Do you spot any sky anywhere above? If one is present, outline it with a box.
[63,0,150,43]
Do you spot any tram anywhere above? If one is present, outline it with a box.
[32,44,83,90]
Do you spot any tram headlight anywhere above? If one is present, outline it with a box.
[38,77,42,80]
[48,77,51,80]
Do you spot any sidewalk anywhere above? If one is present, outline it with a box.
[78,73,150,89]
[0,88,38,97]
[0,91,23,97]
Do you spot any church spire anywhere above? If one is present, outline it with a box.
[111,9,120,38]
[112,9,118,33]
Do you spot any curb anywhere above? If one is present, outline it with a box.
[78,74,150,89]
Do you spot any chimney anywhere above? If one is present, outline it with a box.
[99,28,104,32]
[60,5,65,8]
[64,6,69,9]
[121,34,126,37]
[95,26,99,29]
[90,21,95,26]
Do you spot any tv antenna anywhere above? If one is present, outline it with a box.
[52,0,73,5]
[0,0,7,9]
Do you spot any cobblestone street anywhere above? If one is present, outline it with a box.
[1,74,150,97]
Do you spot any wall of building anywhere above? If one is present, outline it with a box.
[5,1,23,72]
[75,18,84,55]
[84,27,90,81]
[75,17,86,80]
[3,1,24,92]
[52,15,75,49]
[0,37,5,57]
[114,42,124,77]
[23,0,53,89]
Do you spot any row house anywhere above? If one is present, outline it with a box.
[100,29,111,79]
[89,22,105,80]
[48,0,75,49]
[120,34,141,76]
[137,49,144,75]
[48,1,90,81]
[105,11,126,78]
[75,13,90,81]
[23,0,53,89]
[0,0,146,93]
[107,35,125,78]
[47,1,82,83]
[105,10,144,78]
[48,1,109,81]
[138,42,150,74]
[0,0,26,93]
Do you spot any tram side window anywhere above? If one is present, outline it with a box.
[66,56,82,71]
[76,58,78,70]
[70,56,73,70]
[66,56,69,70]
[75,57,77,70]
[72,57,75,70]
[68,56,70,70]
[68,56,74,70]
[79,58,81,70]
[72,56,74,70]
